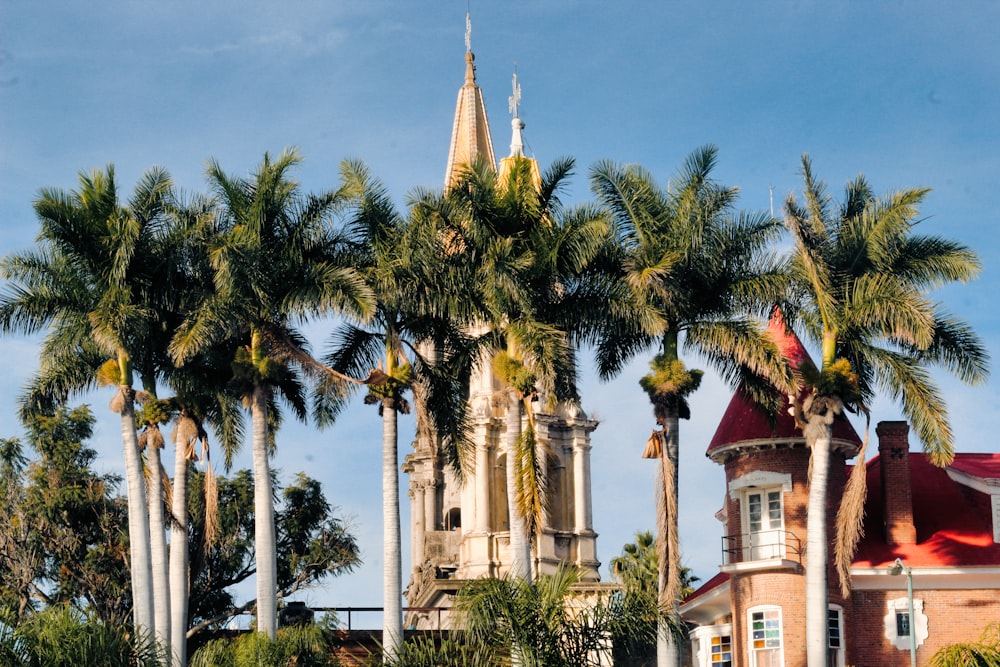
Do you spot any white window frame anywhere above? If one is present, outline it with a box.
[741,488,785,560]
[691,623,733,667]
[883,597,928,651]
[729,472,791,562]
[747,605,784,667]
[827,604,845,667]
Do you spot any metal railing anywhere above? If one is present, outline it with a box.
[308,606,455,632]
[721,529,802,565]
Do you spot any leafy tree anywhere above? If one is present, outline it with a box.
[0,406,130,624]
[185,470,361,641]
[321,159,468,660]
[0,409,358,652]
[170,149,375,637]
[782,154,989,666]
[589,147,790,665]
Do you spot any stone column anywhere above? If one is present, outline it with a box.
[411,484,425,566]
[572,434,593,533]
[475,441,490,532]
[424,479,437,532]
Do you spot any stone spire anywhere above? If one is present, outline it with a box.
[443,12,497,190]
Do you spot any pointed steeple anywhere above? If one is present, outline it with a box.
[444,12,497,190]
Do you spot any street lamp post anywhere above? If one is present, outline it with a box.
[888,557,917,667]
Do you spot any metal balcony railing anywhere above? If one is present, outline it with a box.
[721,529,802,565]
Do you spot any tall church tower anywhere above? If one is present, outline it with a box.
[402,22,602,617]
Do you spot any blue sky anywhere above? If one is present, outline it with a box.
[2,2,998,617]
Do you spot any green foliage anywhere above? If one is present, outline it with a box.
[134,397,171,427]
[186,470,361,637]
[493,351,538,397]
[0,606,164,667]
[383,635,494,667]
[0,406,131,624]
[797,357,861,405]
[366,361,412,402]
[608,531,700,665]
[930,623,1000,667]
[0,407,359,640]
[190,625,340,667]
[639,355,703,400]
[456,566,658,667]
[784,154,989,459]
[638,355,703,420]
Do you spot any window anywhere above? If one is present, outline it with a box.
[744,489,784,560]
[691,624,732,667]
[748,606,783,667]
[883,597,927,651]
[710,634,732,666]
[895,611,911,637]
[828,605,844,667]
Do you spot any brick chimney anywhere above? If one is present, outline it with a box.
[877,421,917,545]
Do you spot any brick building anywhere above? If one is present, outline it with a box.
[679,319,1000,666]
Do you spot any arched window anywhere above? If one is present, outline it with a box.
[444,507,461,531]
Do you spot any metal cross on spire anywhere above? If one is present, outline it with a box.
[509,67,521,119]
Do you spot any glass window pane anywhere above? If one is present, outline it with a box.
[896,612,911,637]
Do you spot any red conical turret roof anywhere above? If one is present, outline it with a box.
[706,313,861,460]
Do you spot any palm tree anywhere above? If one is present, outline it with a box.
[318,160,417,660]
[782,154,989,667]
[169,149,374,638]
[321,160,480,660]
[588,146,791,666]
[0,165,175,635]
[423,155,610,583]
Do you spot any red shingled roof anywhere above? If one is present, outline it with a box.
[706,315,861,454]
[853,453,1000,567]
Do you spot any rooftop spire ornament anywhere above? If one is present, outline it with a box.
[509,67,521,119]
[465,10,472,53]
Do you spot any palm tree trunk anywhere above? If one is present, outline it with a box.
[505,391,531,582]
[120,388,154,634]
[147,443,172,656]
[251,383,278,638]
[169,441,190,667]
[805,413,833,667]
[382,400,403,660]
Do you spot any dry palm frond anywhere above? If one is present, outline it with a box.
[656,434,681,610]
[835,409,871,596]
[642,430,662,459]
[202,439,219,549]
[109,389,126,414]
[162,464,174,513]
[147,425,165,449]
